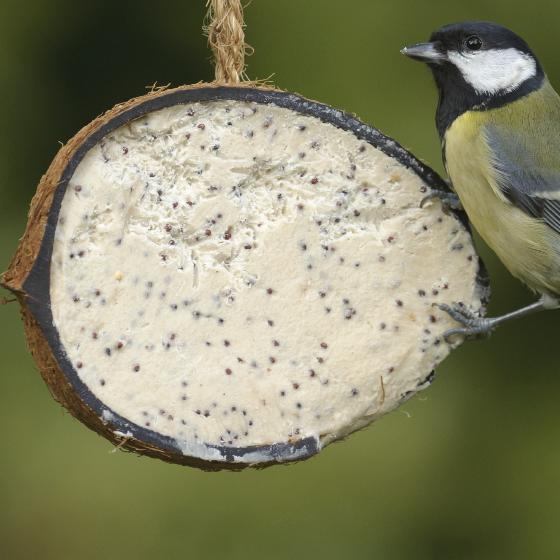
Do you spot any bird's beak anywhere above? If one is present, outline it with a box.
[400,42,447,64]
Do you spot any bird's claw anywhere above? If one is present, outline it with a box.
[437,302,495,342]
[420,189,463,213]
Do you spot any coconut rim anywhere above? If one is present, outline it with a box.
[2,84,491,469]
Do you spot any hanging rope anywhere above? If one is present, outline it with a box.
[204,0,252,83]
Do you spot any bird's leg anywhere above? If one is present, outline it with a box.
[439,295,557,341]
[420,182,463,212]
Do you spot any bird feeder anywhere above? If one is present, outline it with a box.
[0,0,489,469]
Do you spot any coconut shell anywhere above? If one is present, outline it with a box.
[1,84,490,470]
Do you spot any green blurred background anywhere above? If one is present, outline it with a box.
[2,1,560,558]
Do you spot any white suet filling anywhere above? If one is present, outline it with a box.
[50,99,483,456]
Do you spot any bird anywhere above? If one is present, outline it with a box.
[401,21,560,339]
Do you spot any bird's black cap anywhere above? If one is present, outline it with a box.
[430,21,535,58]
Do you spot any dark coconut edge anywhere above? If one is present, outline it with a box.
[1,84,490,470]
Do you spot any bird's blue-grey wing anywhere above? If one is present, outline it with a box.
[485,124,560,235]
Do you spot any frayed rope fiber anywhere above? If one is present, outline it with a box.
[204,0,253,83]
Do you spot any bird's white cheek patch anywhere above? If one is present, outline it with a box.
[448,48,537,94]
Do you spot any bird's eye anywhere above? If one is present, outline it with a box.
[465,35,483,51]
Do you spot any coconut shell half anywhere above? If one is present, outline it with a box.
[1,84,489,470]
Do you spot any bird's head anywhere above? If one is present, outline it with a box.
[401,21,545,134]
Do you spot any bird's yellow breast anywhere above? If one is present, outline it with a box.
[444,109,560,296]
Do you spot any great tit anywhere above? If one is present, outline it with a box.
[402,21,560,339]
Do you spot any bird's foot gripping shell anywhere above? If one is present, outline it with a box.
[437,302,494,340]
[1,85,489,469]
[420,189,463,213]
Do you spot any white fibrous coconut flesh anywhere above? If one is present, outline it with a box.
[5,88,487,468]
